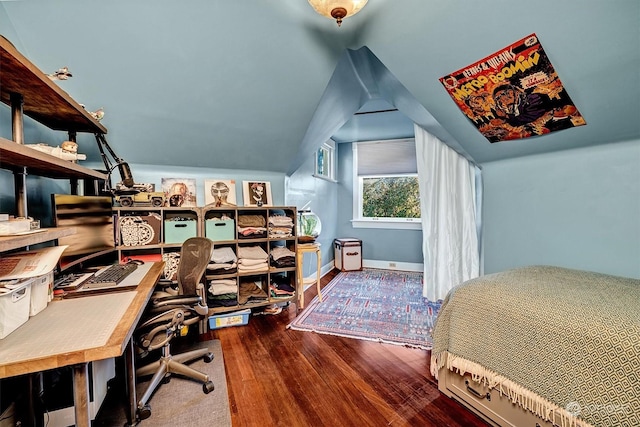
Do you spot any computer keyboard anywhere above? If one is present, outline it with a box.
[84,262,139,289]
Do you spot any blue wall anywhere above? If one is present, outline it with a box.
[482,139,640,279]
[285,145,338,277]
[0,160,286,227]
[336,142,424,265]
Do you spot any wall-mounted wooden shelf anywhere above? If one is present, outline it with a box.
[0,35,107,134]
[0,35,109,219]
[0,227,75,253]
[0,137,107,180]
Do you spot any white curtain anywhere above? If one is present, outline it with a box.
[414,124,480,301]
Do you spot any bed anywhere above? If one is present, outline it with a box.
[430,265,640,427]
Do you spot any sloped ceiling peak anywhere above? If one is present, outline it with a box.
[287,46,470,174]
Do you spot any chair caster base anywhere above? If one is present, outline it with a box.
[137,404,152,420]
[203,380,215,394]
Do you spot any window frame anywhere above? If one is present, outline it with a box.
[313,141,336,182]
[352,141,422,230]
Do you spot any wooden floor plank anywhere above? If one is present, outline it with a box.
[206,269,490,427]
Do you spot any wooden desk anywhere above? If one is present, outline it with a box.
[0,262,163,427]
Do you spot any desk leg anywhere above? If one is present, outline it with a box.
[125,337,138,426]
[72,363,91,427]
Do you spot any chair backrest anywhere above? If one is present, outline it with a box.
[177,237,214,295]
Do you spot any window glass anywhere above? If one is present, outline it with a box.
[361,175,420,218]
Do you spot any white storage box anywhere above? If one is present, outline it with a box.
[0,218,31,235]
[0,278,33,339]
[334,238,363,272]
[30,271,54,316]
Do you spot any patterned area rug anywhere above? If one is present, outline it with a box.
[288,269,441,349]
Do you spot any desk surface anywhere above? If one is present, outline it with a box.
[0,262,163,379]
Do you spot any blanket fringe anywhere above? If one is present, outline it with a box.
[430,351,595,427]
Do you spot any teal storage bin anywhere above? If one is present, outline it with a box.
[205,219,235,241]
[164,219,197,244]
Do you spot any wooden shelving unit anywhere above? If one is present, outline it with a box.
[0,35,108,250]
[0,228,76,253]
[0,35,107,134]
[112,205,300,317]
[0,137,106,179]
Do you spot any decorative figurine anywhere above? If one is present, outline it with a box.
[47,66,72,81]
[25,141,86,162]
[89,108,105,121]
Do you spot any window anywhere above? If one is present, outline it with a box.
[353,139,421,230]
[314,141,335,181]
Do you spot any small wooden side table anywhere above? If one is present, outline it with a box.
[296,243,322,309]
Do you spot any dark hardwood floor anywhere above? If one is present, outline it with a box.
[204,269,490,427]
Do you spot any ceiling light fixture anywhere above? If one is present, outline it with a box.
[308,0,368,27]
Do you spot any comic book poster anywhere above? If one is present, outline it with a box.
[440,33,586,143]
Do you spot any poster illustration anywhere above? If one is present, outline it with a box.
[204,179,237,207]
[440,33,586,143]
[161,178,197,207]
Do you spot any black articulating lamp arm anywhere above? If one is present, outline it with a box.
[94,133,135,190]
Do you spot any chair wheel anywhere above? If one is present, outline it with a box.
[137,404,151,420]
[204,352,214,363]
[162,374,171,384]
[203,381,215,394]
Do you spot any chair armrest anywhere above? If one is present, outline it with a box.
[155,279,179,295]
[151,294,201,307]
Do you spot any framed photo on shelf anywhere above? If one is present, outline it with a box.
[204,179,237,207]
[161,178,197,207]
[242,181,272,207]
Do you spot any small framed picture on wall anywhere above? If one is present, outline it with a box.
[242,181,272,207]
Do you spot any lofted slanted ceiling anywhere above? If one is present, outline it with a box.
[0,0,638,174]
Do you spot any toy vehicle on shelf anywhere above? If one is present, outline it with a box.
[113,185,165,207]
[115,192,164,207]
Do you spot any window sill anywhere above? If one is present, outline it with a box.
[351,219,422,230]
[312,174,337,183]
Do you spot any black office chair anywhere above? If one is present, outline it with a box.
[135,237,215,420]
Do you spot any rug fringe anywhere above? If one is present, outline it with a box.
[287,324,432,351]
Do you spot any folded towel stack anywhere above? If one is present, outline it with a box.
[237,214,267,239]
[207,246,238,275]
[268,214,294,238]
[270,245,296,268]
[237,245,269,273]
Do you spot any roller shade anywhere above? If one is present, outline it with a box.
[356,139,417,175]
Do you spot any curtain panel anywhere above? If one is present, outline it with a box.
[414,124,480,301]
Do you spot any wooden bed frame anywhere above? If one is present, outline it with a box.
[437,366,558,427]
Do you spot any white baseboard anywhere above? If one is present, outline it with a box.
[363,259,423,272]
[302,262,334,289]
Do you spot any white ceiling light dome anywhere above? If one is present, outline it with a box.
[308,0,368,27]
